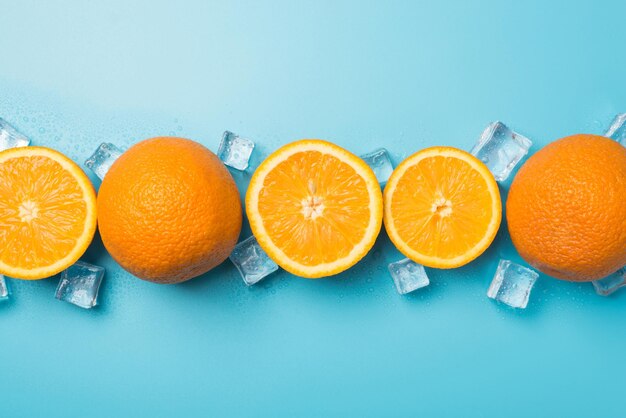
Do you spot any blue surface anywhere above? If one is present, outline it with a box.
[1,1,625,417]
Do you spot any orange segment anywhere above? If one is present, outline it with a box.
[0,147,97,279]
[384,146,501,268]
[246,140,383,278]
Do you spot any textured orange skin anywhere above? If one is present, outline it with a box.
[506,135,626,282]
[97,137,242,284]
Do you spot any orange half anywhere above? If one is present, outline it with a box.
[384,146,501,268]
[246,140,383,278]
[0,147,97,279]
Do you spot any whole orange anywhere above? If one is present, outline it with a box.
[507,134,626,281]
[97,137,242,284]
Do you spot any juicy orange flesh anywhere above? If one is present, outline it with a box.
[257,150,371,266]
[390,155,493,259]
[0,155,88,269]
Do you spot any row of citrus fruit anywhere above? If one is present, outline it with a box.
[0,134,625,285]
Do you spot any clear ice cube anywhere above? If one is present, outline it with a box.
[471,121,532,181]
[0,276,10,301]
[217,131,255,171]
[592,268,626,296]
[229,236,278,286]
[55,261,105,309]
[388,258,430,294]
[0,118,30,151]
[487,260,538,308]
[84,142,123,180]
[361,148,394,185]
[604,113,626,145]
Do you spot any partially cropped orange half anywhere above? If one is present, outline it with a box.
[384,146,501,268]
[0,147,97,279]
[246,140,383,278]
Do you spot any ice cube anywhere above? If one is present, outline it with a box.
[0,118,30,151]
[229,236,278,285]
[0,276,10,301]
[388,258,430,294]
[604,113,626,145]
[217,131,255,171]
[487,259,538,308]
[592,268,626,296]
[84,142,124,180]
[361,148,394,185]
[471,121,532,181]
[55,261,105,309]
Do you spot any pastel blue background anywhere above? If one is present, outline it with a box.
[0,1,624,417]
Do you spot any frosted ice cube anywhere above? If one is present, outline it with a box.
[217,131,255,171]
[361,148,394,184]
[388,258,430,295]
[604,113,626,145]
[55,261,104,309]
[487,259,538,309]
[229,236,278,286]
[0,118,30,151]
[592,268,626,296]
[84,142,123,180]
[0,276,9,301]
[471,121,532,181]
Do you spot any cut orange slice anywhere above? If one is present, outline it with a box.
[0,147,97,279]
[246,140,383,278]
[384,146,501,268]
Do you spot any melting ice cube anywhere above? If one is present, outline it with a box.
[229,236,278,286]
[0,276,10,301]
[217,131,255,171]
[604,114,626,145]
[388,258,430,295]
[55,261,105,309]
[84,143,124,180]
[487,259,538,309]
[361,148,394,185]
[471,121,532,181]
[592,268,626,296]
[0,118,30,151]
